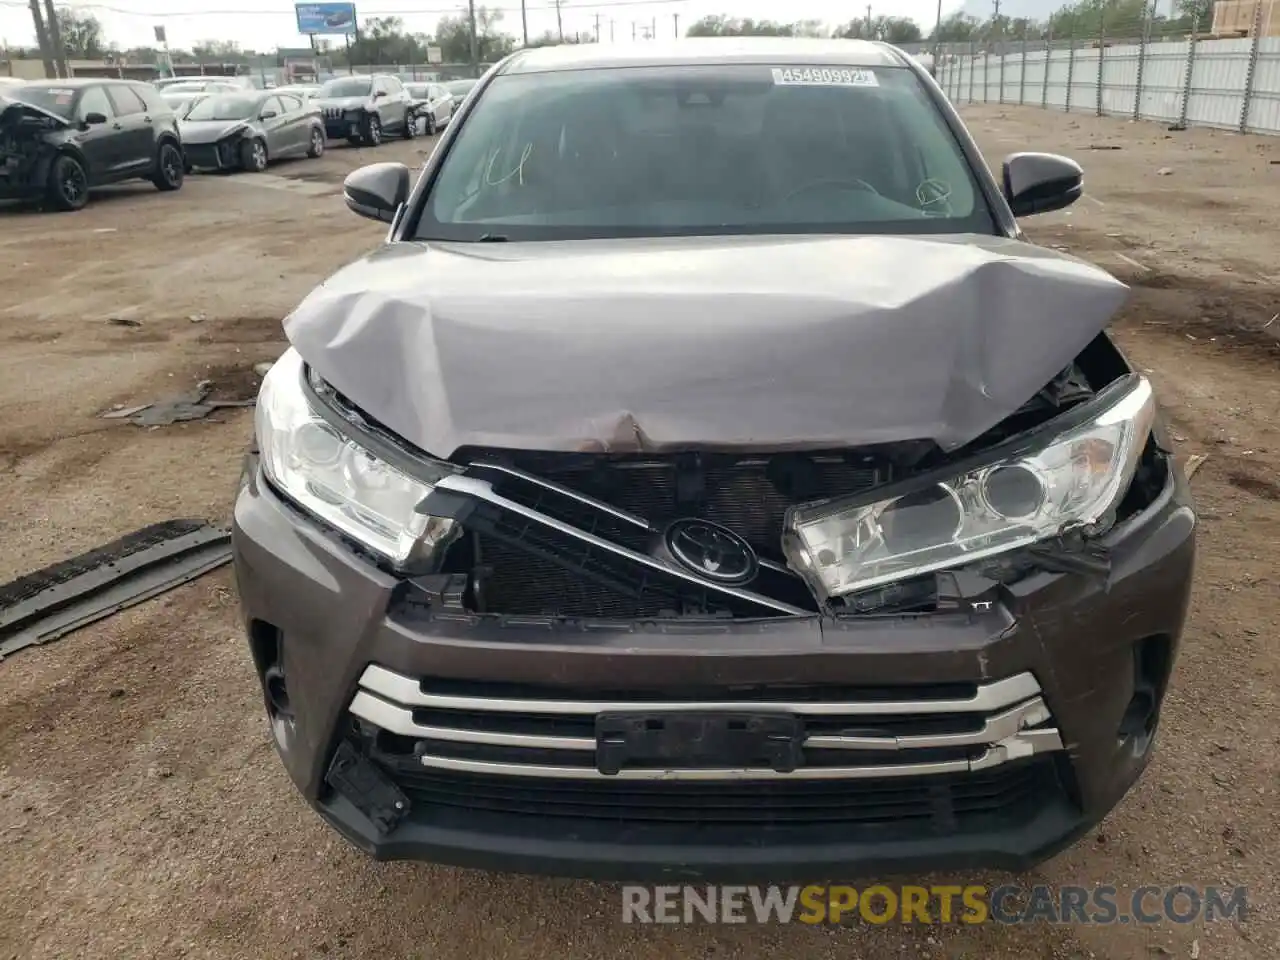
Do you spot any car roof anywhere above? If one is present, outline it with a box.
[501,37,905,75]
[23,77,148,89]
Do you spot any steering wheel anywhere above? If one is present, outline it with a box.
[782,178,880,204]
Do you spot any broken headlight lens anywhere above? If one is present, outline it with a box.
[255,348,458,567]
[783,375,1156,601]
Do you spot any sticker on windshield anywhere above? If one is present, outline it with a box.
[771,68,879,88]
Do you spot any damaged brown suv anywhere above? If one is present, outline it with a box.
[233,39,1196,880]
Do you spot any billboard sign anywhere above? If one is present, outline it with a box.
[296,3,358,36]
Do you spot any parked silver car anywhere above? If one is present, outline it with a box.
[405,82,454,135]
[179,90,325,172]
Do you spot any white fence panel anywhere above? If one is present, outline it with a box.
[1140,41,1191,123]
[1247,38,1280,133]
[1100,42,1142,117]
[942,35,1277,136]
[1186,38,1252,129]
[1045,49,1072,108]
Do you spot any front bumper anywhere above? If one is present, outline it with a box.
[232,457,1196,881]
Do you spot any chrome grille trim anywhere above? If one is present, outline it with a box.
[350,664,1065,782]
[469,461,653,530]
[432,474,810,616]
[358,663,1042,716]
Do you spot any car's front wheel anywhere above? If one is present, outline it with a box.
[46,154,89,211]
[361,113,382,147]
[424,111,436,136]
[152,142,184,191]
[240,137,268,172]
[307,127,325,158]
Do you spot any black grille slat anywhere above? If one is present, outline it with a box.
[368,750,1058,827]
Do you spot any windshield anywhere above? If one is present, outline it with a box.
[319,78,372,98]
[11,86,78,119]
[406,84,429,97]
[184,94,259,122]
[418,64,992,242]
[444,80,475,97]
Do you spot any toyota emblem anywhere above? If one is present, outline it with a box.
[664,519,758,585]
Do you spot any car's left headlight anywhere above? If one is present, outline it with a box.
[782,375,1156,602]
[255,348,459,568]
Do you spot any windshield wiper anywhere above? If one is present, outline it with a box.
[477,233,509,242]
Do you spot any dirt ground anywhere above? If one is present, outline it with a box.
[0,108,1277,960]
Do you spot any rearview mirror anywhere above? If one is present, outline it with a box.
[82,112,108,126]
[344,162,410,224]
[1002,152,1083,217]
[260,110,278,119]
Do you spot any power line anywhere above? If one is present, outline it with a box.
[0,0,693,15]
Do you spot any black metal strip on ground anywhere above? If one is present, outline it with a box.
[0,520,233,661]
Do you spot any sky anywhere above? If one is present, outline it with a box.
[0,0,971,55]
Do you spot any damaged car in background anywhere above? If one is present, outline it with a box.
[1,79,184,211]
[179,90,325,173]
[233,39,1197,880]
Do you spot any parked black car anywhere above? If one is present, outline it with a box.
[180,90,325,173]
[0,79,183,211]
[312,74,413,146]
[236,40,1195,881]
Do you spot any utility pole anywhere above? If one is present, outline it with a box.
[41,0,67,77]
[467,0,478,77]
[520,0,528,46]
[673,12,680,37]
[609,19,614,41]
[554,0,564,42]
[27,0,56,78]
[651,16,656,38]
[594,12,600,42]
[932,0,944,65]
[866,5,874,39]
[632,21,637,40]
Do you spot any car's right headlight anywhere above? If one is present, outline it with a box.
[255,348,459,568]
[782,374,1157,602]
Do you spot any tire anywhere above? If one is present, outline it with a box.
[240,137,268,172]
[424,112,436,137]
[361,113,382,147]
[306,127,325,158]
[151,142,184,191]
[46,154,89,211]
[403,110,417,140]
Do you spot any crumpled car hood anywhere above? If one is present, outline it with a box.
[0,95,70,130]
[285,234,1129,458]
[312,97,368,111]
[179,119,251,144]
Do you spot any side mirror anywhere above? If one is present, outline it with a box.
[373,90,386,99]
[344,161,410,224]
[82,112,108,126]
[1002,152,1083,217]
[260,110,278,119]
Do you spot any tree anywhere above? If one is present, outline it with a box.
[834,15,923,43]
[347,16,432,64]
[931,12,980,41]
[192,39,243,60]
[434,8,514,64]
[685,16,797,37]
[55,6,105,59]
[524,30,585,48]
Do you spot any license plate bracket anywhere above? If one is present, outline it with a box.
[595,711,803,776]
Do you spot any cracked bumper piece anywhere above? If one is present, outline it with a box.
[232,459,1196,881]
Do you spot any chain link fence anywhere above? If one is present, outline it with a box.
[933,2,1280,135]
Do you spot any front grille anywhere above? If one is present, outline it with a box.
[349,664,1066,788]
[371,754,1060,829]
[441,451,887,619]
[183,145,221,169]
